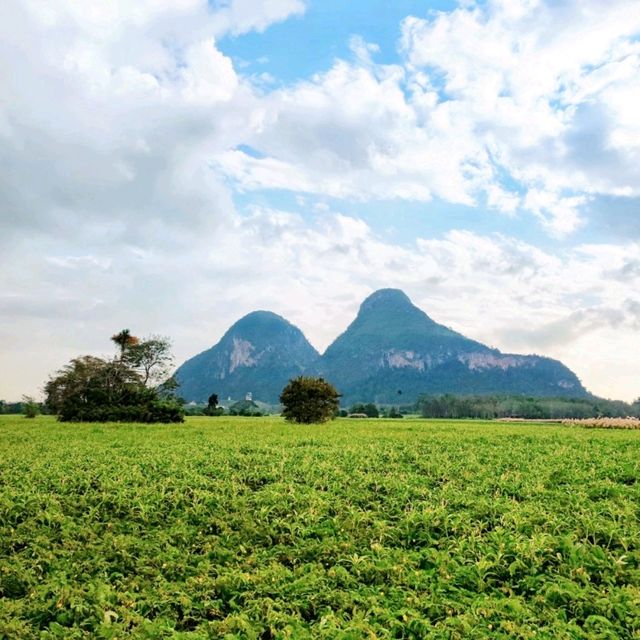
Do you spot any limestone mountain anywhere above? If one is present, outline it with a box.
[175,311,319,403]
[175,289,587,404]
[315,289,586,404]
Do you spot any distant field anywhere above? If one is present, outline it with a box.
[1,416,639,639]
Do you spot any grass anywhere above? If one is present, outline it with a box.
[1,415,639,639]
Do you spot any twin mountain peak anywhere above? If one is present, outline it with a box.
[175,288,586,404]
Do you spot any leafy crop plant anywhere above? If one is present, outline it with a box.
[1,415,639,638]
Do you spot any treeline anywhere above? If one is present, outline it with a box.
[0,399,46,416]
[184,399,265,417]
[339,403,404,418]
[416,394,640,419]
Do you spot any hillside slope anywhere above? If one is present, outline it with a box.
[315,289,586,404]
[175,311,319,403]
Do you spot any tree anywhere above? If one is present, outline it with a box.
[44,334,184,423]
[387,406,403,419]
[46,356,143,421]
[350,402,379,418]
[204,392,224,416]
[280,376,340,424]
[229,399,262,416]
[123,335,173,386]
[157,376,181,401]
[111,329,139,358]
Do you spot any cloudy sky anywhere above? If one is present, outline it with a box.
[1,0,639,402]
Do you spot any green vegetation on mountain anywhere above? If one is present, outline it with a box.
[316,289,586,404]
[175,311,319,404]
[174,289,587,405]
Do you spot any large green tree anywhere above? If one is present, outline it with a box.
[280,376,340,424]
[45,356,140,417]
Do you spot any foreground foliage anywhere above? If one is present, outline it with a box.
[1,416,639,639]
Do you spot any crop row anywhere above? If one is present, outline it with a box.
[1,415,639,638]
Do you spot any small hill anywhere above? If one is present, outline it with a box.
[174,311,319,403]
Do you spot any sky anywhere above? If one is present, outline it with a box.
[1,0,639,402]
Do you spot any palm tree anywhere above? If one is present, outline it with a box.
[111,329,138,358]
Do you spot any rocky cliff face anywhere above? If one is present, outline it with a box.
[174,311,320,403]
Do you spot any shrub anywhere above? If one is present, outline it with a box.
[280,376,340,424]
[350,403,379,418]
[228,400,262,416]
[21,396,40,419]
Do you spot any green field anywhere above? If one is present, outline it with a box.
[1,416,639,639]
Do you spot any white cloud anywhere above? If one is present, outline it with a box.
[1,0,640,405]
[0,0,275,246]
[4,202,639,401]
[21,0,304,39]
[522,189,586,237]
[212,0,640,236]
[401,0,640,231]
[211,0,306,36]
[217,59,484,205]
[0,0,303,397]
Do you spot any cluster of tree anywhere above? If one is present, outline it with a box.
[182,394,266,417]
[338,403,405,418]
[44,330,184,423]
[204,393,225,416]
[0,398,46,416]
[181,387,409,422]
[382,406,404,419]
[348,403,379,417]
[228,399,264,416]
[416,394,640,420]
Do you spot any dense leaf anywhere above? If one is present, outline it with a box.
[1,416,639,638]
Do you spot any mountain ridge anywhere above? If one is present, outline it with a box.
[175,289,587,404]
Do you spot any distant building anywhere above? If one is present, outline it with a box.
[245,392,253,401]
